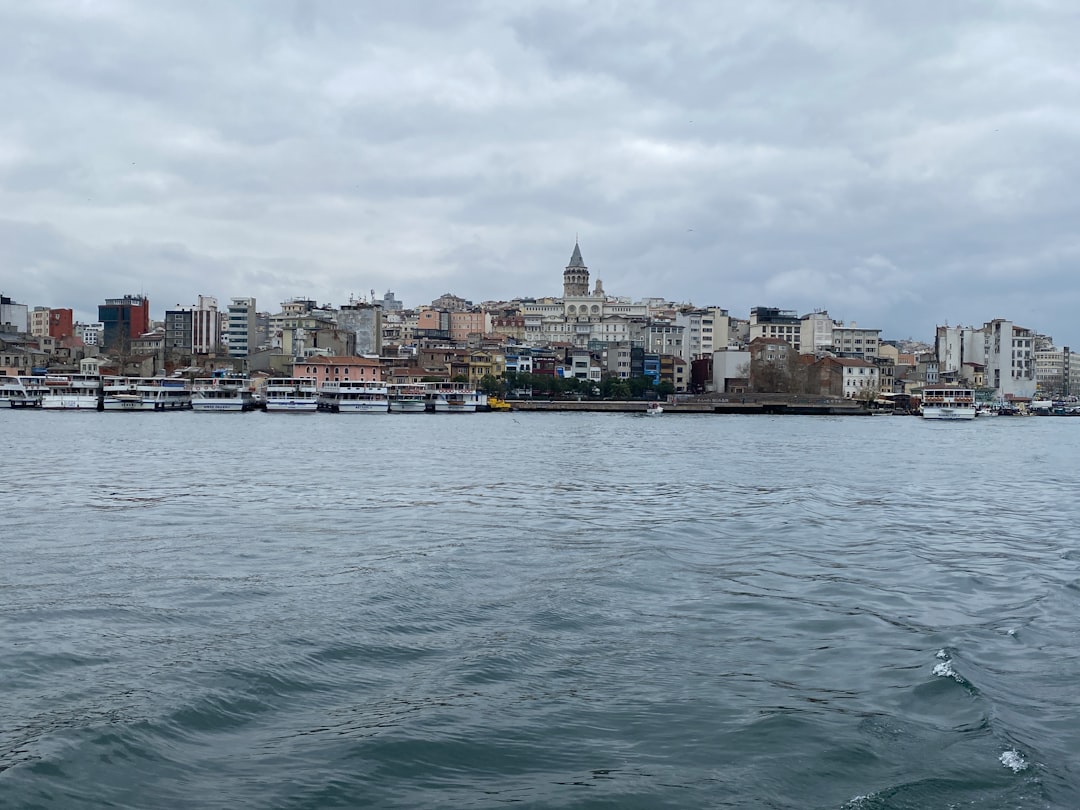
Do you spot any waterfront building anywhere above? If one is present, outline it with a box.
[294,356,383,385]
[709,347,751,394]
[808,356,879,399]
[1035,345,1078,396]
[982,318,1036,401]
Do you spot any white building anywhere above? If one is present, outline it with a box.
[799,310,836,353]
[0,295,29,333]
[982,319,1036,400]
[837,358,880,398]
[227,297,257,358]
[676,307,729,361]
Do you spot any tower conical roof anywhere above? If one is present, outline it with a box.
[566,242,586,269]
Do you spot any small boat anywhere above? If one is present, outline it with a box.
[645,402,664,416]
[486,396,512,412]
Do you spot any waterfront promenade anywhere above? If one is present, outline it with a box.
[509,393,871,415]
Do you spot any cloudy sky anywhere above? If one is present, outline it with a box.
[3,0,1080,343]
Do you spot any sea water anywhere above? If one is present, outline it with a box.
[2,409,1078,808]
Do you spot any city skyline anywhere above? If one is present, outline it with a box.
[3,2,1080,344]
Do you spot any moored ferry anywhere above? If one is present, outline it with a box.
[40,374,101,410]
[0,375,43,408]
[426,382,482,413]
[387,383,428,413]
[264,377,319,412]
[920,386,977,420]
[318,380,390,413]
[191,376,257,412]
[102,377,192,411]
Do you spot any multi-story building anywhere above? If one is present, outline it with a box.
[831,324,881,358]
[799,310,836,354]
[1035,345,1078,396]
[675,306,728,361]
[749,307,801,351]
[165,295,219,356]
[227,297,257,358]
[808,357,879,399]
[982,318,1036,400]
[98,295,150,350]
[0,295,30,333]
[293,355,383,385]
[75,322,104,346]
[431,293,472,312]
[338,301,383,355]
[645,322,685,358]
[449,310,488,343]
[49,309,73,339]
[380,291,404,312]
[30,307,51,337]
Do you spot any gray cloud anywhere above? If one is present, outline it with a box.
[3,0,1080,343]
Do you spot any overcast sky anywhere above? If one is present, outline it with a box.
[3,0,1080,344]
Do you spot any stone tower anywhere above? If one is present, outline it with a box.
[563,242,589,298]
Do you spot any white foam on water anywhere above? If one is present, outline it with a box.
[932,659,960,680]
[842,794,873,808]
[1000,749,1028,772]
[936,648,948,659]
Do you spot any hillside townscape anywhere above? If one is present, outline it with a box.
[1,243,1076,406]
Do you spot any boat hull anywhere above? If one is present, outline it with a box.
[922,406,977,420]
[264,400,318,412]
[41,395,99,410]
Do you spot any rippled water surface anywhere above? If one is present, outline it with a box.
[2,409,1080,808]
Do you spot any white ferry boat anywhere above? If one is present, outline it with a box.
[318,380,389,413]
[426,382,482,413]
[102,377,192,411]
[0,375,42,408]
[191,376,257,412]
[388,383,429,413]
[920,386,977,420]
[40,374,101,410]
[264,377,319,412]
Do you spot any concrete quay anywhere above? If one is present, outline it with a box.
[506,396,871,416]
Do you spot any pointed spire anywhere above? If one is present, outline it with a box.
[567,241,585,268]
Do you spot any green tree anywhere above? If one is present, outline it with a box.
[478,374,502,397]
